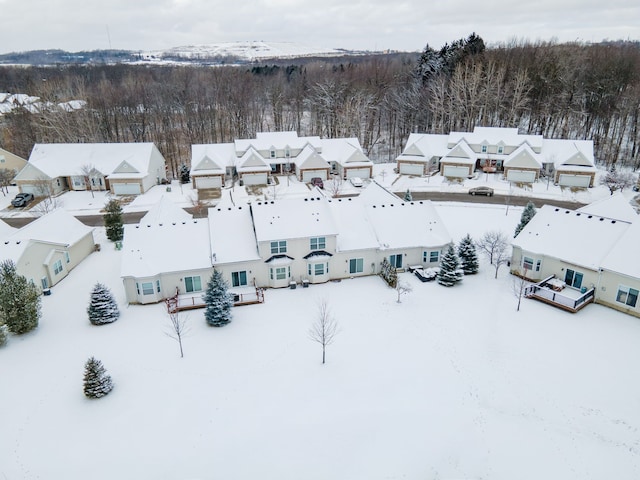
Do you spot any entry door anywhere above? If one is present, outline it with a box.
[564,269,583,288]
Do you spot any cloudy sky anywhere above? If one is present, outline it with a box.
[1,0,638,54]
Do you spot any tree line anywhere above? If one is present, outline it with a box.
[1,35,639,177]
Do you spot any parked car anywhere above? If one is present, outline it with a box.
[310,177,324,189]
[350,176,364,187]
[468,186,494,196]
[11,192,34,208]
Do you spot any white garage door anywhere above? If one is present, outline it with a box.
[399,163,424,176]
[558,174,591,188]
[242,173,268,186]
[507,169,537,183]
[345,168,371,179]
[195,176,222,189]
[302,170,328,182]
[443,165,470,178]
[20,185,40,195]
[113,183,141,195]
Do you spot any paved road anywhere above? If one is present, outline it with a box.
[1,194,585,229]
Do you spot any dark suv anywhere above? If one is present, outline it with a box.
[11,193,34,208]
[310,177,324,189]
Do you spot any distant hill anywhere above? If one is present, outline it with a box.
[0,41,399,66]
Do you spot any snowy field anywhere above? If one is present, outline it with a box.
[1,202,640,480]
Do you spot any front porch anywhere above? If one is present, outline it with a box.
[524,275,595,313]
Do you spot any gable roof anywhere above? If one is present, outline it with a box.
[20,143,160,179]
[600,220,640,279]
[209,205,260,264]
[139,196,192,225]
[293,145,330,169]
[513,205,632,271]
[504,143,543,168]
[440,140,476,164]
[576,193,638,223]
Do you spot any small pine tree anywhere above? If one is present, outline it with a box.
[404,189,413,202]
[437,244,464,287]
[380,257,398,288]
[83,357,114,398]
[0,324,8,347]
[514,201,537,237]
[457,234,479,275]
[87,283,120,325]
[104,199,124,242]
[203,270,233,327]
[179,163,191,184]
[0,260,41,335]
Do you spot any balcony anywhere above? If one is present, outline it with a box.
[524,275,595,313]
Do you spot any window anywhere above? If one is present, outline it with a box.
[616,286,638,308]
[41,277,49,289]
[271,240,287,254]
[564,269,583,289]
[141,282,154,295]
[184,276,202,293]
[270,149,276,158]
[310,237,326,250]
[315,263,325,276]
[523,257,534,271]
[389,254,403,269]
[232,271,247,287]
[275,267,288,280]
[423,251,439,263]
[535,260,541,272]
[156,280,161,293]
[349,258,364,274]
[65,251,70,263]
[497,146,504,154]
[481,145,488,153]
[53,259,63,275]
[285,149,291,158]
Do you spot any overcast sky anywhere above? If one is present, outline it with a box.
[1,0,638,54]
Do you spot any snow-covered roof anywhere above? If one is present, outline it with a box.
[293,144,330,169]
[251,196,338,242]
[321,138,372,167]
[440,140,476,164]
[576,193,638,224]
[139,195,192,225]
[209,205,260,265]
[121,220,211,278]
[0,219,16,238]
[2,209,94,262]
[504,143,543,168]
[448,127,543,150]
[191,144,236,171]
[601,220,640,279]
[396,133,449,162]
[19,143,160,179]
[542,139,595,168]
[327,197,379,251]
[235,131,322,154]
[513,205,632,271]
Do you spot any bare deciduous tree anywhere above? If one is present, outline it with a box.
[326,174,343,198]
[31,177,60,215]
[0,168,15,196]
[395,280,413,303]
[476,231,509,266]
[512,265,531,311]
[80,163,96,198]
[166,310,190,358]
[308,300,339,365]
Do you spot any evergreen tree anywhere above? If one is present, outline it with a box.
[104,199,124,242]
[83,357,114,398]
[404,189,413,202]
[0,260,41,335]
[380,257,398,288]
[514,201,537,237]
[203,270,233,327]
[179,163,190,184]
[0,324,8,347]
[437,244,464,287]
[87,283,120,325]
[457,234,479,274]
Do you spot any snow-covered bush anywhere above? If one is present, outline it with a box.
[380,257,398,288]
[87,283,120,325]
[83,357,114,398]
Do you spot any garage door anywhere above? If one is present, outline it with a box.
[195,176,222,189]
[558,174,591,188]
[302,170,328,182]
[399,163,424,176]
[242,173,268,186]
[345,168,371,179]
[443,165,470,178]
[507,169,536,183]
[112,183,141,195]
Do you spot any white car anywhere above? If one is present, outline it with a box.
[350,177,364,187]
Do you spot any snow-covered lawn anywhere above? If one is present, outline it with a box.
[2,203,639,479]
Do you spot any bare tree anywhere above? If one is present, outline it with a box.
[492,241,511,279]
[599,169,636,195]
[80,163,96,198]
[395,280,413,303]
[512,265,531,311]
[166,310,190,358]
[476,231,509,266]
[326,174,343,198]
[31,177,60,215]
[308,299,339,365]
[0,168,15,195]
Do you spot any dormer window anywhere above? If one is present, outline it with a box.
[285,149,291,158]
[270,149,276,159]
[497,146,504,154]
[481,145,488,153]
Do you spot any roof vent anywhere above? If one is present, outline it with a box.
[555,208,560,211]
[304,198,308,201]
[348,198,352,201]
[270,201,274,204]
[565,210,570,214]
[419,201,423,204]
[600,218,604,221]
[611,220,616,224]
[588,215,593,218]
[228,207,232,210]
[576,213,581,216]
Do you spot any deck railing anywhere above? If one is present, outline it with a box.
[524,275,595,313]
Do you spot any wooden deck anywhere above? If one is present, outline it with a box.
[165,286,265,313]
[524,275,595,313]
